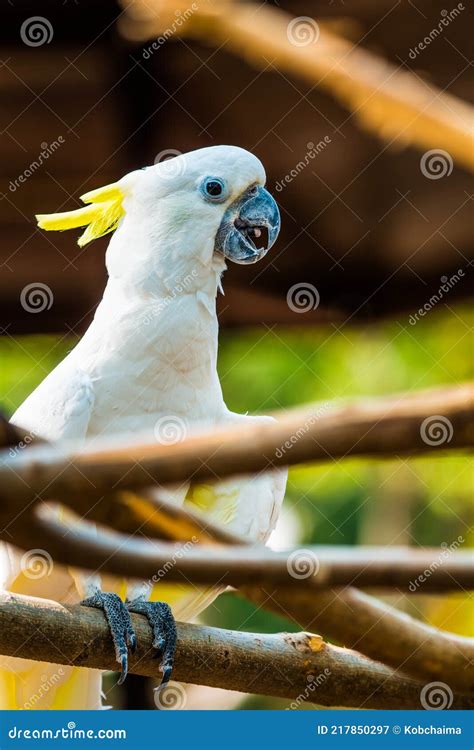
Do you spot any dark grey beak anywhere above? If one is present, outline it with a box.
[214,185,281,264]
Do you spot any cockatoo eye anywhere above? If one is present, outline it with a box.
[200,176,227,203]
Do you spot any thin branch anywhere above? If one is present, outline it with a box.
[0,415,33,449]
[9,509,473,593]
[241,585,474,694]
[1,592,471,709]
[1,384,472,518]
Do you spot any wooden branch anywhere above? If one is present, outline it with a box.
[241,585,474,694]
[2,387,472,699]
[24,497,470,691]
[0,415,30,449]
[120,1,474,171]
[1,384,472,519]
[1,592,472,709]
[9,509,473,593]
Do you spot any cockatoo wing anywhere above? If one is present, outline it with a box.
[3,363,95,590]
[10,361,95,442]
[1,366,102,709]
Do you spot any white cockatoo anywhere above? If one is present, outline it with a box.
[1,145,287,710]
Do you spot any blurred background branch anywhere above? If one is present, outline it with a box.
[120,0,474,171]
[2,383,472,512]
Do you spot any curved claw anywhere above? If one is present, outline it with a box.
[160,664,173,688]
[126,599,177,685]
[128,630,137,654]
[117,653,129,685]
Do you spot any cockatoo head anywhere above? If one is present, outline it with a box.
[129,145,281,267]
[36,146,280,286]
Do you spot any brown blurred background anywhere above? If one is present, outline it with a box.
[1,0,472,335]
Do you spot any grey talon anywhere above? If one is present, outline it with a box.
[128,630,137,653]
[81,591,136,684]
[118,654,128,686]
[126,599,177,686]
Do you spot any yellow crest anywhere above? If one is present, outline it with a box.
[36,182,125,247]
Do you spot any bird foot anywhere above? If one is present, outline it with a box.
[126,599,177,687]
[81,591,136,685]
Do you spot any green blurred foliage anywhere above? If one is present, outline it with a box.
[1,304,472,708]
[0,335,72,413]
[218,304,473,543]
